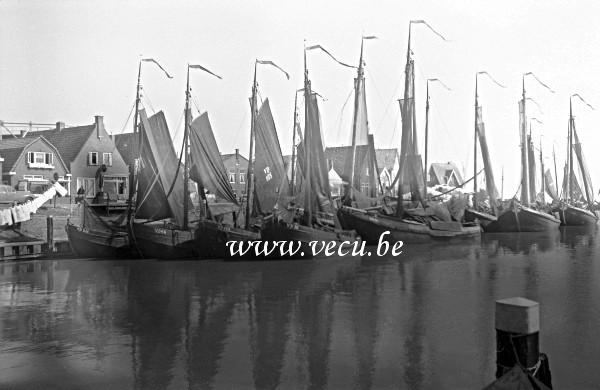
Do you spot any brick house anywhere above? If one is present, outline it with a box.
[23,116,129,200]
[428,162,464,187]
[221,149,248,200]
[0,136,70,193]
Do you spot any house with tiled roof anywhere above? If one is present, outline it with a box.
[21,116,129,199]
[0,136,69,193]
[324,146,399,195]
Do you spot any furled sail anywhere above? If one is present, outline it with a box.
[572,127,594,206]
[189,111,239,206]
[527,134,537,204]
[253,99,289,213]
[135,109,187,226]
[475,106,499,210]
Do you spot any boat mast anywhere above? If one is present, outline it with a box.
[349,38,365,194]
[520,75,530,206]
[566,97,573,203]
[127,60,142,225]
[553,144,559,199]
[303,43,313,226]
[473,74,478,207]
[539,138,545,205]
[424,80,430,194]
[245,61,258,229]
[183,66,191,230]
[395,23,412,217]
[290,92,299,196]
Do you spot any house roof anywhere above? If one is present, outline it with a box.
[114,132,137,167]
[429,162,464,184]
[0,136,69,172]
[21,125,96,168]
[221,153,249,164]
[324,146,399,178]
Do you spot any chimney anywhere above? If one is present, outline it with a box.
[95,115,104,139]
[55,122,65,131]
[235,148,239,163]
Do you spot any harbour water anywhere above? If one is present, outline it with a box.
[1,227,599,389]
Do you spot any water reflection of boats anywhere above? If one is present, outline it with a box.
[559,225,597,249]
[482,231,560,255]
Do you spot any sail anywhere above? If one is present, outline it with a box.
[343,76,371,191]
[527,134,536,204]
[397,57,424,201]
[253,99,289,213]
[135,109,187,225]
[544,168,558,201]
[189,111,238,206]
[562,163,584,202]
[475,106,499,209]
[519,100,529,205]
[572,127,594,206]
[302,92,333,214]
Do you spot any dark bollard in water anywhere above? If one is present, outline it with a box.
[494,297,552,389]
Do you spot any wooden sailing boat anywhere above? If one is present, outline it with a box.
[65,58,169,258]
[481,74,560,232]
[131,64,259,259]
[338,21,480,244]
[260,44,359,257]
[553,95,598,226]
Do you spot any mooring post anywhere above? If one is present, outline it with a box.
[495,297,552,388]
[46,215,54,253]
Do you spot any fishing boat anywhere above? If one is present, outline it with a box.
[552,95,598,226]
[338,21,480,244]
[65,58,162,258]
[131,64,258,260]
[260,44,360,257]
[66,202,132,258]
[467,73,560,232]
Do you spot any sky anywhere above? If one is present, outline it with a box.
[2,0,600,199]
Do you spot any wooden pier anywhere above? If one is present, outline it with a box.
[0,215,72,261]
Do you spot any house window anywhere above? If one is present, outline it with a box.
[228,170,236,184]
[360,183,370,193]
[88,152,99,166]
[104,176,127,199]
[239,172,246,184]
[26,152,54,168]
[103,152,113,167]
[77,177,96,198]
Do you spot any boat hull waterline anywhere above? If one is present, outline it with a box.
[337,206,481,245]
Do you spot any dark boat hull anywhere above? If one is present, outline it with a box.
[337,206,481,245]
[131,220,259,260]
[484,205,561,232]
[553,204,599,226]
[260,218,360,259]
[66,223,132,258]
[464,208,497,228]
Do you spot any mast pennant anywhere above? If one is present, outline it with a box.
[410,20,449,41]
[477,71,506,88]
[571,93,595,110]
[524,72,555,93]
[256,60,290,80]
[141,58,173,79]
[189,64,223,80]
[306,45,357,69]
